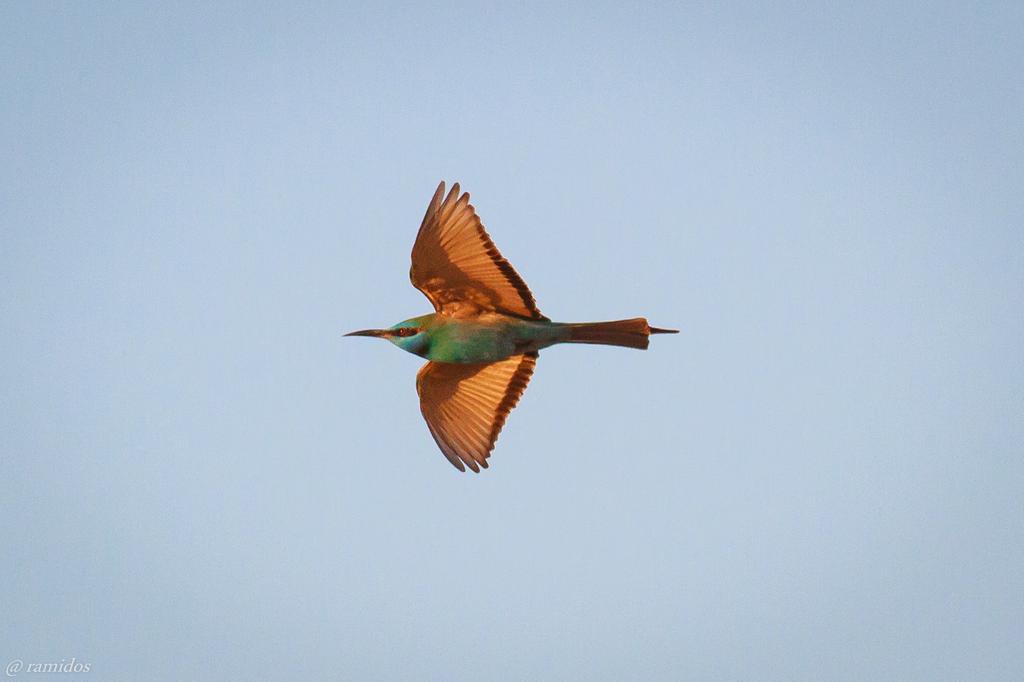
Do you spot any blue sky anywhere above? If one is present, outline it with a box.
[2,3,1022,679]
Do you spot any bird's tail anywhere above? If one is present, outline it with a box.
[564,318,678,351]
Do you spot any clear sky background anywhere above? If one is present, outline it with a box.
[2,3,1022,680]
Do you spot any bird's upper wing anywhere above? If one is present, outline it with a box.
[410,182,547,320]
[416,352,538,472]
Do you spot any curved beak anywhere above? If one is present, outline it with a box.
[344,328,389,338]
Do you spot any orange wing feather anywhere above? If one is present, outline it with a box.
[416,353,538,472]
[410,182,546,320]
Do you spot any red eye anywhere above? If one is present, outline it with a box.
[395,328,417,337]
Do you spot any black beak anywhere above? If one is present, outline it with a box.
[344,329,389,338]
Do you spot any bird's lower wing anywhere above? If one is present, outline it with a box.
[415,353,538,472]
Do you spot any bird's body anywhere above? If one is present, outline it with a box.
[346,182,677,472]
[385,312,557,363]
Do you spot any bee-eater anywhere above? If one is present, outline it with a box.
[346,182,677,472]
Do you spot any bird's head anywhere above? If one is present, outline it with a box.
[344,315,431,357]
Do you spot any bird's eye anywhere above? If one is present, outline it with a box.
[395,328,417,337]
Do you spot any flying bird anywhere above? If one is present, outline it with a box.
[346,182,678,472]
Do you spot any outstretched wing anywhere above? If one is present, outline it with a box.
[410,182,546,320]
[416,352,538,472]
